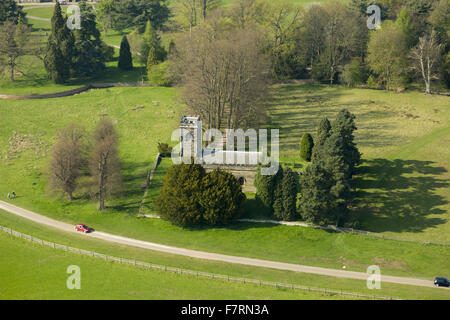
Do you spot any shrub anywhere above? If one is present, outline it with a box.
[366,74,378,89]
[300,133,314,162]
[148,61,172,86]
[158,142,172,157]
[341,58,368,87]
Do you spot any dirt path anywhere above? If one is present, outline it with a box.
[0,200,438,288]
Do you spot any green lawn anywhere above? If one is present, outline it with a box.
[1,231,351,300]
[2,210,449,300]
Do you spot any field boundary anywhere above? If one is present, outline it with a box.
[0,225,400,300]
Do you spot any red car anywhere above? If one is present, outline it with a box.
[74,224,92,233]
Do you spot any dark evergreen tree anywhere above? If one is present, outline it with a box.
[201,169,246,225]
[331,109,361,177]
[114,0,170,33]
[300,162,334,224]
[44,3,72,83]
[0,0,26,24]
[300,133,314,162]
[118,35,133,70]
[254,163,277,215]
[155,163,206,227]
[72,1,105,78]
[275,167,298,221]
[272,166,284,219]
[311,117,331,163]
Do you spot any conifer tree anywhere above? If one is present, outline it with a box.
[44,2,72,83]
[142,20,166,65]
[300,133,314,162]
[118,35,133,70]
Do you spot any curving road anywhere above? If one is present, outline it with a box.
[0,200,438,289]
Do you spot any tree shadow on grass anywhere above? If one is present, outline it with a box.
[354,158,449,233]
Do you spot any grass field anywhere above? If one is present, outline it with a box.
[2,210,449,300]
[1,231,354,300]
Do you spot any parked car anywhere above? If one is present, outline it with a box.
[74,224,92,234]
[434,277,450,287]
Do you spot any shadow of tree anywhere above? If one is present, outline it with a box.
[354,158,448,233]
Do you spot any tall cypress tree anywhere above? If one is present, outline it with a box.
[254,163,277,215]
[118,35,133,70]
[44,3,70,83]
[300,133,314,162]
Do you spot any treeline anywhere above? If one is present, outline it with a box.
[254,109,360,227]
[166,0,449,93]
[48,118,122,211]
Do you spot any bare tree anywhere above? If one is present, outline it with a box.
[171,23,270,130]
[89,118,121,211]
[410,30,443,94]
[48,124,86,201]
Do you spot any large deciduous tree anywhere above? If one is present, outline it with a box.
[48,124,86,202]
[89,118,121,211]
[367,21,408,90]
[172,24,270,129]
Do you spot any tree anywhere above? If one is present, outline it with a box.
[410,30,443,94]
[72,1,105,78]
[311,1,368,84]
[367,21,408,90]
[118,35,133,70]
[201,168,246,225]
[96,0,116,35]
[113,0,170,33]
[299,162,334,224]
[172,25,270,129]
[89,118,121,211]
[300,133,314,162]
[300,110,359,226]
[0,21,37,82]
[141,20,166,65]
[332,109,361,177]
[0,0,26,25]
[155,163,206,227]
[396,7,417,48]
[171,0,221,32]
[341,58,368,87]
[273,167,298,221]
[44,2,74,83]
[254,163,277,214]
[48,124,86,202]
[311,117,331,163]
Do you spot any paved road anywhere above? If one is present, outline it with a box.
[0,200,437,288]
